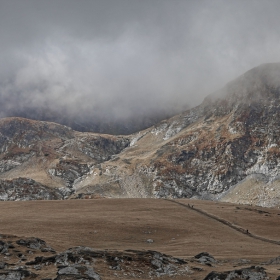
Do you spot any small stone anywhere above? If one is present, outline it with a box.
[85,267,101,280]
[146,239,154,243]
[0,262,6,269]
[151,259,162,269]
[58,266,78,275]
[33,264,42,270]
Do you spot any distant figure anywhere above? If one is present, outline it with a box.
[246,229,249,234]
[191,205,194,208]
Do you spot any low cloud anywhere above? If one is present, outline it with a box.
[1,0,280,127]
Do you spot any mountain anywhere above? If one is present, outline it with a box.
[1,63,280,206]
[73,63,280,206]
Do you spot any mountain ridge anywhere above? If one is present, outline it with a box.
[1,63,280,206]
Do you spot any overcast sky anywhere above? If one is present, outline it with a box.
[1,0,280,121]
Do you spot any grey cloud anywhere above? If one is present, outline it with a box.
[1,0,280,130]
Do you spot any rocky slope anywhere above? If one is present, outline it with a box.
[1,63,280,206]
[0,117,130,199]
[0,232,274,279]
[73,63,280,206]
[0,233,191,279]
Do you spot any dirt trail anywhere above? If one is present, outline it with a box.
[165,199,280,246]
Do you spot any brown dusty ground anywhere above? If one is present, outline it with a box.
[0,198,280,279]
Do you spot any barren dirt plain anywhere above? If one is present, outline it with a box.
[0,198,280,279]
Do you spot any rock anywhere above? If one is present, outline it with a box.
[85,267,101,280]
[55,265,101,280]
[33,265,41,270]
[0,232,192,279]
[0,241,9,255]
[204,266,267,280]
[49,159,92,188]
[194,252,215,259]
[109,264,121,271]
[151,259,162,269]
[235,258,251,265]
[204,271,228,280]
[28,246,188,278]
[57,266,79,275]
[0,263,6,270]
[16,237,55,252]
[0,268,37,280]
[0,178,64,201]
[194,252,216,266]
[26,255,56,265]
[264,255,280,265]
[191,266,203,271]
[146,239,154,243]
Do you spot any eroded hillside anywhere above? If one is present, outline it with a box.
[73,63,280,206]
[1,63,280,206]
[0,117,130,199]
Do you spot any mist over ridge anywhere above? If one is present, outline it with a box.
[1,0,280,133]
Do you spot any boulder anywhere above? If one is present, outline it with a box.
[194,252,216,266]
[0,269,37,280]
[16,237,55,253]
[204,266,267,280]
[54,265,101,280]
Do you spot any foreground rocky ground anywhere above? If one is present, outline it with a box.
[0,233,278,280]
[0,199,280,279]
[0,234,189,279]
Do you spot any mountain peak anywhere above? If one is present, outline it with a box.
[202,62,280,116]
